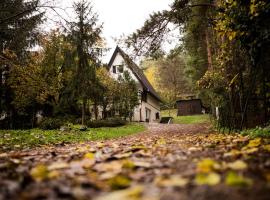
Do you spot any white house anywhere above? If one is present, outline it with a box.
[108,46,162,122]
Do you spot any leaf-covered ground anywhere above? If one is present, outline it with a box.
[1,123,270,200]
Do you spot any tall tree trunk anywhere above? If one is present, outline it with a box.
[205,29,213,70]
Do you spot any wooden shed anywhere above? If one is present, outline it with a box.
[176,99,202,116]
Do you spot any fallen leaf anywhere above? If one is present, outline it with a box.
[94,161,123,173]
[0,153,8,158]
[247,138,261,148]
[225,171,253,187]
[94,186,143,200]
[48,161,69,171]
[130,145,148,152]
[242,147,258,154]
[263,144,270,152]
[84,152,95,160]
[108,175,131,190]
[155,175,189,187]
[227,160,247,170]
[197,158,220,173]
[156,138,166,145]
[48,170,60,179]
[30,164,49,182]
[195,173,221,186]
[122,160,136,169]
[114,152,132,159]
[81,158,95,168]
[224,149,242,157]
[133,161,151,168]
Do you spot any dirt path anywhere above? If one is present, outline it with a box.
[0,123,270,200]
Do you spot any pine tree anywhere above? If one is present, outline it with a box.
[69,0,102,125]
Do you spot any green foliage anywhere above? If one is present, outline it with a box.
[0,0,44,128]
[116,71,139,120]
[0,123,145,151]
[161,109,210,124]
[68,0,103,124]
[241,127,270,138]
[38,118,65,130]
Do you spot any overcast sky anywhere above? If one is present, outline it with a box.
[45,0,174,62]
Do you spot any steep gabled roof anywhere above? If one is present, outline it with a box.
[108,46,162,102]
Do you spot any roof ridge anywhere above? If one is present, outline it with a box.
[110,46,161,102]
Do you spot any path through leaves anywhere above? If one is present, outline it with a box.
[1,123,270,200]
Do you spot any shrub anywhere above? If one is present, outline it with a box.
[86,118,126,128]
[241,126,270,138]
[39,118,64,130]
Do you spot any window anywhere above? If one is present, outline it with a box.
[118,65,124,73]
[141,91,147,102]
[113,66,116,73]
[156,112,160,120]
[145,108,151,122]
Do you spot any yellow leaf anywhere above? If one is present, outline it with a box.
[263,144,270,152]
[48,170,60,179]
[242,147,259,154]
[108,175,131,190]
[195,173,221,186]
[225,171,253,187]
[156,138,166,145]
[94,186,143,200]
[122,160,135,169]
[30,164,49,182]
[224,149,242,157]
[84,152,95,160]
[227,160,248,170]
[197,158,220,173]
[247,138,261,147]
[155,175,189,187]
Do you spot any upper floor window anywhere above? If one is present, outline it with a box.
[112,65,124,74]
[113,65,116,73]
[118,65,124,73]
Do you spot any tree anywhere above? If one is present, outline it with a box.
[0,0,43,128]
[117,71,139,121]
[142,54,192,104]
[68,0,103,125]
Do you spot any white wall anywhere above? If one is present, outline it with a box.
[108,52,161,123]
[109,53,138,83]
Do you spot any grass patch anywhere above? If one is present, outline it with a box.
[0,123,146,151]
[241,126,270,138]
[161,109,210,124]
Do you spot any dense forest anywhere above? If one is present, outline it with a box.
[1,0,270,131]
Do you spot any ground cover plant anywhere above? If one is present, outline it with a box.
[161,109,210,124]
[0,123,145,151]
